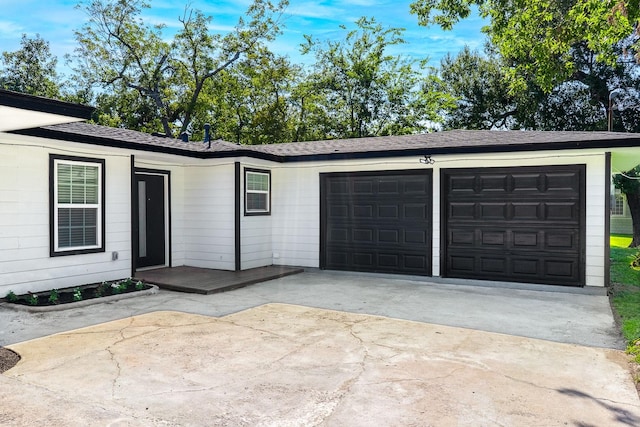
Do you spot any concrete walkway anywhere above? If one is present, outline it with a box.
[1,305,639,426]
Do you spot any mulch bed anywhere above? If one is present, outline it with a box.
[0,347,20,373]
[5,279,152,307]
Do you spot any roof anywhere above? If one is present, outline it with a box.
[10,121,640,162]
[0,89,94,132]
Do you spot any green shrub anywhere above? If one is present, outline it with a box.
[5,291,17,302]
[48,289,59,304]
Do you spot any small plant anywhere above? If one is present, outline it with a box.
[122,278,133,289]
[48,289,60,304]
[27,293,38,306]
[135,280,144,291]
[628,339,640,364]
[111,282,122,294]
[5,291,17,302]
[72,287,83,302]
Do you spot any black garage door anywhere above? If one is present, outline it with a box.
[442,165,585,286]
[321,170,432,275]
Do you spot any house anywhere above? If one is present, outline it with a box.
[3,89,640,296]
[610,183,634,235]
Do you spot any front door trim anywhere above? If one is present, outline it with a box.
[133,167,171,272]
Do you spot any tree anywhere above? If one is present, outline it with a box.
[428,47,519,129]
[0,34,61,98]
[410,0,639,92]
[432,43,640,131]
[301,17,446,139]
[72,0,288,137]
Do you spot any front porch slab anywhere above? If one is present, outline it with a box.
[134,265,304,294]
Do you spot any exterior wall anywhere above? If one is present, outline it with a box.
[272,150,608,287]
[611,215,633,235]
[610,194,632,235]
[182,161,236,270]
[0,133,131,296]
[240,160,274,270]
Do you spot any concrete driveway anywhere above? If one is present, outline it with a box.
[1,271,639,425]
[1,304,640,426]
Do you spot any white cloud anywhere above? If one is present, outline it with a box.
[0,20,23,37]
[287,2,345,19]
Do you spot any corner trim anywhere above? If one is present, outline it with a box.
[235,162,241,271]
[130,155,136,277]
[605,152,611,287]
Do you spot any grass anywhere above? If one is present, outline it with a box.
[609,234,640,364]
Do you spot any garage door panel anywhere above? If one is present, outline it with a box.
[448,226,580,253]
[322,171,432,276]
[545,172,581,192]
[480,174,509,192]
[450,203,476,220]
[512,203,542,220]
[512,174,542,192]
[447,252,581,284]
[443,165,585,286]
[480,203,508,220]
[545,202,579,221]
[403,178,430,194]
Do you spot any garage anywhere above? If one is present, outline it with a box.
[320,170,432,275]
[442,165,585,286]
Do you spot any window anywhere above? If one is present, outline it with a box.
[611,189,625,216]
[50,155,105,256]
[245,168,270,215]
[611,184,625,216]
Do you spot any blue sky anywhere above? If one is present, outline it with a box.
[0,0,486,75]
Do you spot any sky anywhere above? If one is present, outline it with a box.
[0,0,487,76]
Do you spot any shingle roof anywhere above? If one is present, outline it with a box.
[249,130,640,157]
[11,122,640,162]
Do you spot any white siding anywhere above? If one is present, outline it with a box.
[240,162,273,269]
[182,162,236,270]
[271,150,609,287]
[0,133,131,296]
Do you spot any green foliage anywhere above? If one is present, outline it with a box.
[609,236,640,356]
[431,39,640,131]
[628,339,640,364]
[410,0,640,92]
[48,289,60,305]
[72,287,83,302]
[0,33,61,98]
[5,291,17,303]
[72,0,288,137]
[27,293,38,306]
[301,16,447,138]
[207,48,302,144]
[610,247,640,285]
[135,280,145,291]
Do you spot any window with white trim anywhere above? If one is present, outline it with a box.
[611,187,625,216]
[245,169,270,215]
[50,155,105,256]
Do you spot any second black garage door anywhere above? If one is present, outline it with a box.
[442,165,585,286]
[321,170,432,275]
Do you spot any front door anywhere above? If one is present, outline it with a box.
[136,173,166,268]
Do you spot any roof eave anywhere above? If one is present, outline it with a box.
[0,89,94,120]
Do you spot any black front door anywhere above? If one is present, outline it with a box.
[136,173,165,268]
